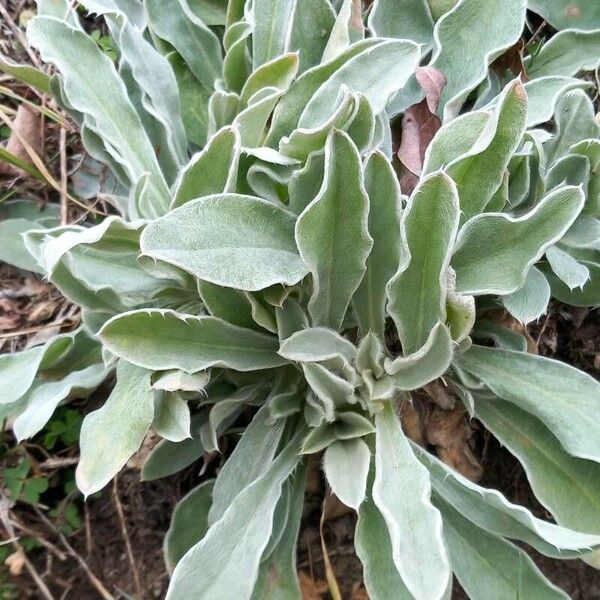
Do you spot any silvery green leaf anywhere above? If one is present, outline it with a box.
[287,150,325,214]
[385,323,453,390]
[303,363,355,412]
[298,40,420,129]
[452,185,584,295]
[100,309,287,372]
[164,480,214,574]
[520,76,592,128]
[456,345,600,462]
[445,269,476,343]
[474,396,600,558]
[200,385,263,452]
[287,0,335,73]
[197,280,259,330]
[169,52,210,146]
[301,411,375,453]
[545,90,600,165]
[0,54,51,94]
[266,39,381,143]
[546,245,590,290]
[373,404,450,600]
[355,478,413,600]
[415,443,600,558]
[426,0,457,20]
[528,0,600,30]
[278,327,357,366]
[166,430,303,600]
[295,129,372,330]
[251,0,296,68]
[76,360,154,496]
[342,167,397,340]
[542,259,600,307]
[27,17,170,217]
[209,404,286,524]
[426,80,528,221]
[0,215,56,272]
[181,0,226,25]
[117,20,188,178]
[438,496,569,600]
[0,333,76,406]
[561,215,600,249]
[526,29,600,78]
[142,413,207,481]
[153,392,191,442]
[223,24,252,93]
[240,53,299,108]
[152,370,210,393]
[387,172,459,354]
[33,216,143,276]
[146,0,222,91]
[502,266,551,324]
[141,194,309,291]
[471,320,528,352]
[172,127,240,209]
[545,155,590,201]
[233,88,283,147]
[252,460,306,600]
[279,87,357,161]
[321,0,363,62]
[76,0,146,26]
[368,0,434,48]
[431,0,526,119]
[12,363,107,441]
[323,438,369,509]
[275,297,309,341]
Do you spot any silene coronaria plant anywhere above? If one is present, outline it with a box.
[1,0,600,598]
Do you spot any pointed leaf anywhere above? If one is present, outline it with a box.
[142,194,308,291]
[456,344,600,462]
[100,309,286,372]
[387,172,459,353]
[373,404,450,600]
[171,127,240,209]
[323,438,369,509]
[353,151,402,337]
[452,186,584,295]
[165,431,303,600]
[295,130,373,330]
[76,361,154,496]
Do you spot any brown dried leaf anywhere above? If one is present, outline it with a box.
[0,104,42,177]
[5,550,25,576]
[398,67,446,195]
[492,39,528,81]
[299,571,328,600]
[425,405,482,482]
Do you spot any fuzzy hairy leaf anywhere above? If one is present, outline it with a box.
[352,151,402,337]
[323,438,370,509]
[295,130,372,330]
[438,497,569,600]
[141,194,309,291]
[100,309,286,372]
[164,480,214,573]
[387,172,459,354]
[474,397,600,555]
[414,443,600,559]
[373,404,450,600]
[171,127,240,209]
[456,345,600,462]
[166,430,303,600]
[452,185,584,295]
[76,360,154,496]
[431,0,526,118]
[27,17,170,218]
